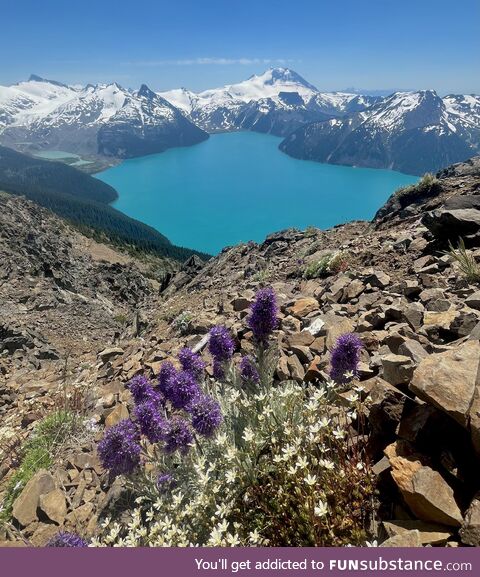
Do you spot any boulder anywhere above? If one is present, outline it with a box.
[98,347,124,363]
[364,271,391,289]
[287,297,319,318]
[460,494,480,546]
[388,450,462,527]
[410,340,480,430]
[381,354,414,387]
[466,291,480,311]
[287,355,305,382]
[397,339,428,364]
[368,378,408,441]
[380,530,422,547]
[39,489,67,525]
[383,520,451,546]
[12,470,55,527]
[422,203,480,245]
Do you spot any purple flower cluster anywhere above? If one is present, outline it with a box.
[46,532,88,547]
[97,419,141,477]
[170,370,200,409]
[330,333,363,384]
[240,356,260,384]
[208,326,235,362]
[163,416,194,454]
[179,348,206,380]
[209,326,235,380]
[247,287,278,343]
[189,395,223,437]
[134,400,166,443]
[127,375,162,406]
[158,361,177,398]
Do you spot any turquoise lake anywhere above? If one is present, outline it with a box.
[97,132,417,255]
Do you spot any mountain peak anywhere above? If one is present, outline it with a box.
[27,74,69,88]
[138,84,157,99]
[249,68,318,92]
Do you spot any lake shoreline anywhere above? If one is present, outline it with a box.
[96,132,418,254]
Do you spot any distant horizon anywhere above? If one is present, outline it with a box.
[1,0,479,94]
[2,69,476,98]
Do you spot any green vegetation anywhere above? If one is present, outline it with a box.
[394,172,440,208]
[304,225,319,238]
[304,251,349,279]
[171,310,194,335]
[448,238,480,283]
[252,268,273,283]
[0,145,210,262]
[1,411,80,520]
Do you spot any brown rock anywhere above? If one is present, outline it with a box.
[287,297,319,318]
[381,354,414,386]
[383,521,451,545]
[98,347,124,363]
[304,356,324,382]
[364,270,391,289]
[276,356,290,381]
[39,489,67,525]
[105,403,129,428]
[287,355,305,382]
[30,523,59,546]
[321,312,354,350]
[286,332,315,348]
[282,315,301,333]
[389,454,462,527]
[380,530,422,547]
[410,340,480,429]
[12,470,55,527]
[460,494,480,546]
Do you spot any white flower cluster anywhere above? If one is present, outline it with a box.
[95,374,370,547]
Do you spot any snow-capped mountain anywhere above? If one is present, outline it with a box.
[0,70,478,169]
[0,75,77,128]
[280,90,478,175]
[0,77,207,157]
[159,68,379,135]
[443,94,480,148]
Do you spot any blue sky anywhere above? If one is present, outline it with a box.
[1,0,479,94]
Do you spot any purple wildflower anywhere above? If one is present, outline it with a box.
[163,416,194,455]
[97,419,141,477]
[157,473,176,493]
[169,370,200,410]
[127,375,161,406]
[330,333,363,384]
[178,348,206,380]
[208,326,235,362]
[46,532,88,547]
[240,356,260,384]
[134,400,166,444]
[189,395,223,437]
[247,287,278,343]
[157,361,177,399]
[212,358,225,380]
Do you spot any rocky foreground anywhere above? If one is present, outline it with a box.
[1,157,480,546]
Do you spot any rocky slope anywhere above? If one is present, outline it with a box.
[1,157,480,546]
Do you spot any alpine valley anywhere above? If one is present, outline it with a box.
[0,68,479,175]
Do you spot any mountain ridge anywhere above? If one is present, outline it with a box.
[1,69,479,172]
